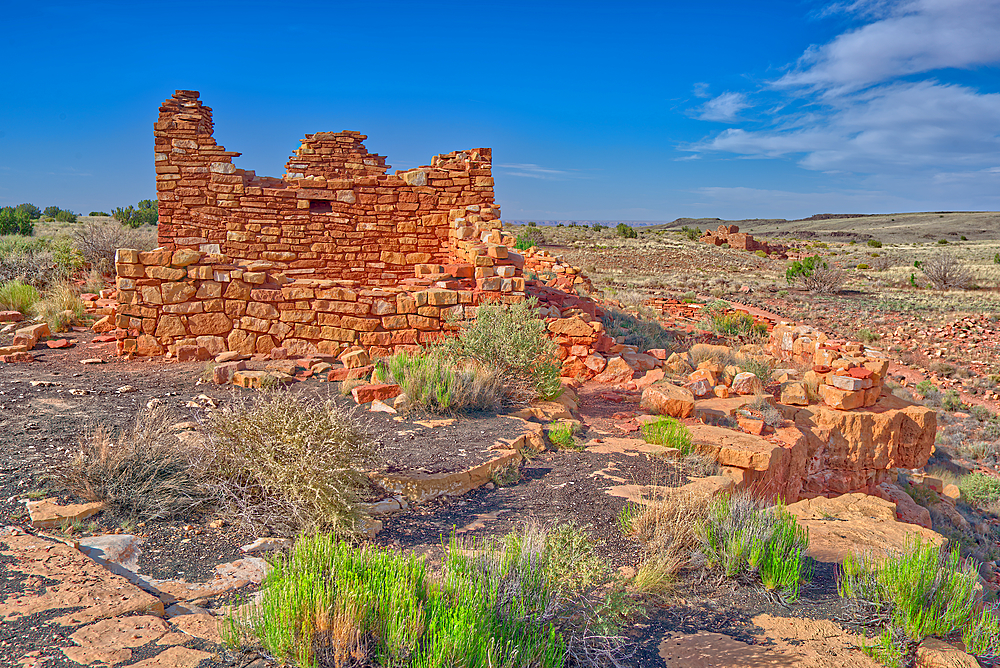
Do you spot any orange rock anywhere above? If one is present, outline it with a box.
[640,382,695,418]
[351,383,403,404]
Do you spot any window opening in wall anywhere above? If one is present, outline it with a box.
[309,200,332,213]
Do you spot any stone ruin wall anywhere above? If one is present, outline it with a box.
[701,224,788,258]
[114,90,595,358]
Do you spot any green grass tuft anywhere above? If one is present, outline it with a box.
[641,417,693,454]
[0,280,40,315]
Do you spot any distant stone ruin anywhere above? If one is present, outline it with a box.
[700,224,787,257]
[113,91,592,358]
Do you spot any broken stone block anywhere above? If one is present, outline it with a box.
[341,349,371,369]
[594,356,635,384]
[327,364,374,382]
[13,322,50,348]
[686,378,714,398]
[780,380,810,406]
[351,383,402,404]
[25,498,104,528]
[77,534,142,576]
[819,384,865,410]
[828,375,872,391]
[213,360,247,384]
[0,310,24,322]
[175,345,211,362]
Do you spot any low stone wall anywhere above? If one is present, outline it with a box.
[700,224,787,257]
[768,323,890,410]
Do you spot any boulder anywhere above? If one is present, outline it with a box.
[664,352,693,375]
[915,638,981,668]
[875,482,933,529]
[351,383,403,404]
[731,372,764,395]
[640,382,695,418]
[341,349,371,369]
[594,356,636,384]
[780,380,810,406]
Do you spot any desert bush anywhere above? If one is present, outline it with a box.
[624,486,714,587]
[687,343,736,368]
[867,239,882,248]
[547,421,580,450]
[601,307,675,351]
[228,525,628,668]
[491,461,521,487]
[15,203,41,219]
[62,406,207,521]
[921,251,972,290]
[445,298,562,403]
[641,417,693,454]
[697,492,810,599]
[708,311,765,340]
[196,391,373,537]
[54,209,77,223]
[33,281,84,332]
[378,349,504,413]
[870,254,895,271]
[112,200,158,228]
[839,537,990,664]
[0,280,41,315]
[941,389,964,411]
[615,223,637,239]
[785,255,846,293]
[88,211,110,217]
[959,473,1000,506]
[681,225,700,241]
[73,218,155,272]
[745,396,784,427]
[736,354,775,383]
[515,226,545,250]
[0,206,34,235]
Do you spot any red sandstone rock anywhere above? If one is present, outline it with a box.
[213,361,247,384]
[45,339,72,349]
[731,372,764,395]
[0,310,24,322]
[327,365,375,382]
[594,356,635,384]
[640,382,695,418]
[175,345,211,362]
[875,482,933,529]
[738,415,766,435]
[0,352,34,363]
[351,383,402,404]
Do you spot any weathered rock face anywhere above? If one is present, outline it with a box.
[790,393,936,499]
[786,493,944,562]
[689,393,935,503]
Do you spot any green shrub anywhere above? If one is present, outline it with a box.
[615,223,637,239]
[54,209,77,223]
[857,328,881,343]
[546,422,579,450]
[88,211,110,217]
[641,417,693,454]
[755,250,767,257]
[198,391,373,537]
[227,526,627,668]
[698,493,810,599]
[839,537,984,661]
[867,239,882,248]
[994,253,999,265]
[0,280,41,315]
[681,225,701,241]
[33,281,84,332]
[938,238,949,244]
[857,263,870,270]
[941,389,964,411]
[378,350,503,413]
[704,301,765,339]
[15,203,41,219]
[515,226,545,250]
[0,207,34,235]
[445,298,561,402]
[591,223,606,231]
[959,473,1000,506]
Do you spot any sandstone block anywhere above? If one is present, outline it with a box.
[341,349,371,368]
[351,383,403,404]
[188,313,231,336]
[26,498,105,528]
[640,382,695,418]
[171,249,202,267]
[829,375,871,391]
[780,380,810,406]
[594,356,635,384]
[819,384,866,410]
[731,372,764,395]
[327,365,374,382]
[0,310,24,322]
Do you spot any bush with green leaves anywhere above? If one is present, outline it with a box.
[226,525,629,668]
[838,537,996,665]
[444,298,561,403]
[54,209,77,223]
[785,255,845,293]
[0,207,34,235]
[641,416,693,454]
[615,223,637,239]
[515,226,545,250]
[681,225,701,241]
[958,473,1000,506]
[15,203,41,219]
[867,239,882,248]
[697,493,810,600]
[377,349,504,413]
[736,354,775,384]
[113,199,158,228]
[546,421,580,450]
[88,211,110,217]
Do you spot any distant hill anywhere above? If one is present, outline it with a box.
[507,212,1000,243]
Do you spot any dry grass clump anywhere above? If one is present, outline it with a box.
[63,406,207,521]
[33,281,84,332]
[195,391,373,537]
[378,349,505,413]
[687,343,736,368]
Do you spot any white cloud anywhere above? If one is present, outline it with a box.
[779,0,1000,93]
[498,163,570,180]
[693,82,712,98]
[698,92,750,123]
[700,81,1000,172]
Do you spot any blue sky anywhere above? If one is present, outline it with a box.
[1,0,999,221]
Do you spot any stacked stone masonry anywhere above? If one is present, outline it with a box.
[118,90,596,358]
[700,224,788,258]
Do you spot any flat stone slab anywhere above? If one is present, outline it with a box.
[25,497,105,528]
[63,615,170,666]
[0,533,163,627]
